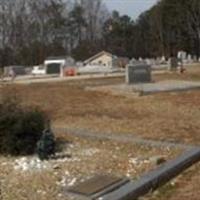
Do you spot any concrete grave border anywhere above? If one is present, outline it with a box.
[55,127,200,200]
[54,127,194,149]
[101,147,200,200]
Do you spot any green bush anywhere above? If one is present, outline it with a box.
[0,92,48,156]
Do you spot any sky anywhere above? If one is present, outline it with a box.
[104,0,158,19]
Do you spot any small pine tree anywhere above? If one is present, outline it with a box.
[36,127,55,160]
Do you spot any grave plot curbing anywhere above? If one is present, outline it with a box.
[100,147,200,200]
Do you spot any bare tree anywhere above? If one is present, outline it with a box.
[79,0,109,41]
[184,0,200,57]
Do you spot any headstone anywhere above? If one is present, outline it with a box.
[187,54,192,63]
[160,56,167,64]
[139,57,143,62]
[161,56,166,62]
[170,57,178,71]
[126,64,151,84]
[130,58,137,63]
[145,58,152,65]
[129,58,141,65]
[151,58,156,66]
[177,51,186,66]
[177,50,187,60]
[67,175,129,199]
[65,56,75,66]
[193,55,198,62]
[155,58,160,65]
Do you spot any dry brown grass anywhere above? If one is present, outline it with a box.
[168,163,200,200]
[144,163,200,200]
[2,66,199,145]
[0,135,180,200]
[154,65,200,82]
[0,65,200,199]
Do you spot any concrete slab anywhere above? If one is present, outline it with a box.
[56,127,199,200]
[101,147,200,200]
[86,80,200,96]
[132,80,200,95]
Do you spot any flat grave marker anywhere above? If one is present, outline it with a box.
[67,175,130,200]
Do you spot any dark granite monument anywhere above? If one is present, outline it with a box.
[126,64,151,84]
[170,57,178,71]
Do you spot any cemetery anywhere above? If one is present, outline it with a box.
[0,63,200,200]
[1,0,200,199]
[86,62,200,97]
[0,132,183,200]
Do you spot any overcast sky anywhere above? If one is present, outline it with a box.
[104,0,158,19]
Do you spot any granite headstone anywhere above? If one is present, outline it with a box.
[170,57,178,71]
[126,64,151,84]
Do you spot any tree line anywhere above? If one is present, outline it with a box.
[0,0,109,67]
[0,0,200,68]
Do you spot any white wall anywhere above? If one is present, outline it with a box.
[44,59,65,65]
[89,54,113,67]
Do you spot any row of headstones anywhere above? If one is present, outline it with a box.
[126,51,199,84]
[177,51,198,64]
[126,57,187,84]
[131,57,168,66]
[130,52,199,66]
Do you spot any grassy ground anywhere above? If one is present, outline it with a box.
[3,65,199,145]
[0,134,180,200]
[143,163,200,200]
[0,65,200,199]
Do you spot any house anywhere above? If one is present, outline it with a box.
[84,51,117,67]
[44,56,75,75]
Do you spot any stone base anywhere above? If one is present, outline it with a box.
[86,80,200,96]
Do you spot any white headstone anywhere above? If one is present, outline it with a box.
[145,58,152,65]
[187,54,192,63]
[139,57,143,62]
[177,51,187,60]
[193,55,197,62]
[161,56,166,62]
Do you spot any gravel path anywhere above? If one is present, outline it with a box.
[53,127,195,149]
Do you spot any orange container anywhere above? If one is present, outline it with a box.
[65,68,76,76]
